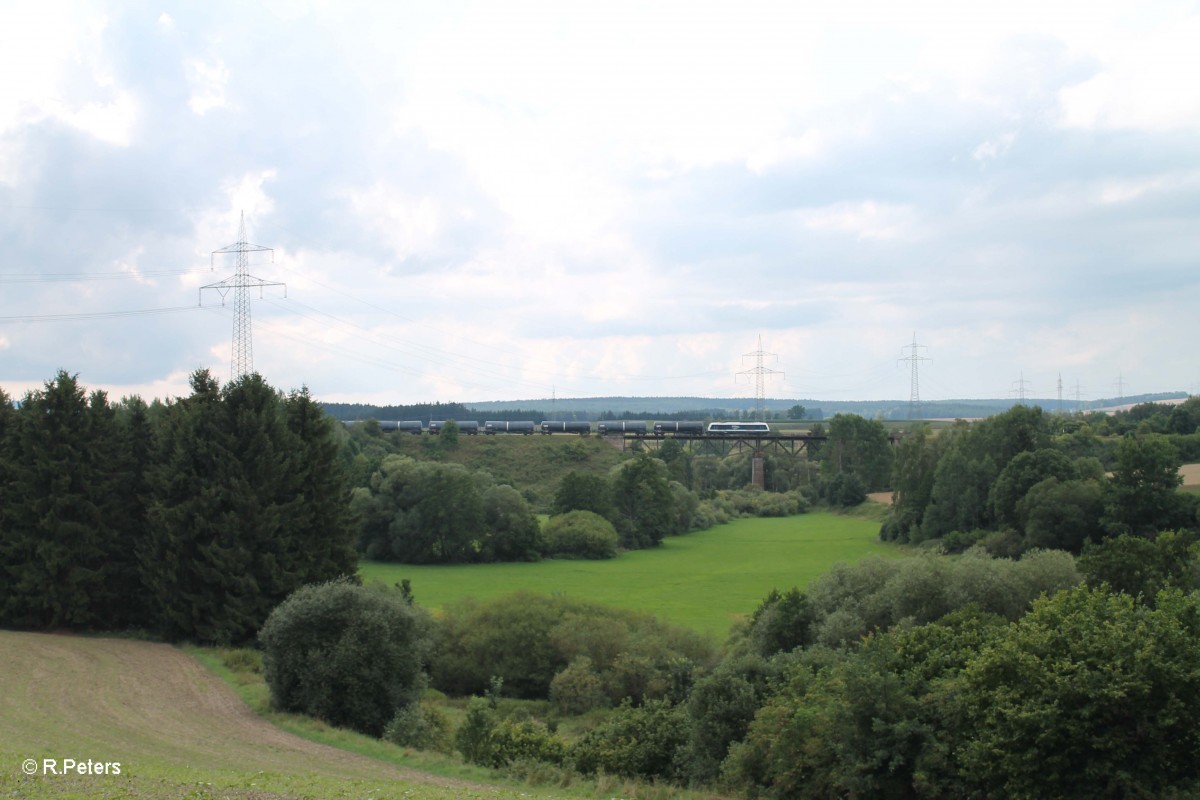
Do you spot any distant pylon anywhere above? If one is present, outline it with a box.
[898,332,930,420]
[200,213,286,380]
[1012,371,1030,405]
[736,334,784,421]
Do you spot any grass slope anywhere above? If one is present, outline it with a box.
[362,512,898,640]
[0,631,563,800]
[377,433,627,510]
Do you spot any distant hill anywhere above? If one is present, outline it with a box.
[323,392,1189,422]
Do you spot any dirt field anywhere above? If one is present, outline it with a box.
[1181,464,1200,487]
[0,631,528,799]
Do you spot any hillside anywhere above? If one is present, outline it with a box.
[326,391,1189,423]
[0,632,538,800]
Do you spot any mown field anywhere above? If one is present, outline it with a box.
[0,631,599,800]
[362,511,898,640]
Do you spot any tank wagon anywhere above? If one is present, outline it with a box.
[485,421,536,435]
[654,421,705,435]
[596,420,647,435]
[428,420,480,435]
[540,421,592,435]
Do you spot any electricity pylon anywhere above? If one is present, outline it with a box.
[898,332,930,420]
[737,334,784,421]
[201,213,286,380]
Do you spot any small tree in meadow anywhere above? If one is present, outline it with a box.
[259,580,430,737]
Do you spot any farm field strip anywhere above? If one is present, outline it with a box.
[0,632,551,800]
[361,512,898,639]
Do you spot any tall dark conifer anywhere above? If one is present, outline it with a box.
[0,387,16,617]
[144,369,246,642]
[145,371,357,644]
[284,387,357,583]
[0,372,110,628]
[98,395,156,628]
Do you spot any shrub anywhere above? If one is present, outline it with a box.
[258,580,429,737]
[549,656,609,714]
[568,698,689,782]
[384,701,452,752]
[541,511,620,559]
[430,592,715,702]
[825,471,867,507]
[454,697,565,768]
[455,696,498,766]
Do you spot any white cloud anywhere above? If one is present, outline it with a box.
[186,58,230,115]
[795,202,921,242]
[1057,13,1200,130]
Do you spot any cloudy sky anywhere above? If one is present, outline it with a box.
[1,1,1198,406]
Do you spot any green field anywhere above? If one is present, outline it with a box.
[362,512,899,639]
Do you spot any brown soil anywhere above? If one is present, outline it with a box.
[1181,464,1200,487]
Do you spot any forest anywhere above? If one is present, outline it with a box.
[3,370,1200,798]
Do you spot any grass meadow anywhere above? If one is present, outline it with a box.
[362,511,899,640]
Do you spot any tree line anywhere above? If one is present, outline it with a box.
[0,370,357,643]
[883,402,1200,554]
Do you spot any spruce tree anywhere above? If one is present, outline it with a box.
[144,369,250,642]
[283,387,357,583]
[145,371,358,643]
[0,372,111,628]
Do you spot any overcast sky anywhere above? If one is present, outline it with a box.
[1,1,1198,406]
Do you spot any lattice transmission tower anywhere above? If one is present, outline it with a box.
[1012,371,1031,405]
[736,334,784,421]
[898,332,930,420]
[201,213,286,380]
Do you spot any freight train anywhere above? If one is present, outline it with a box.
[349,419,773,437]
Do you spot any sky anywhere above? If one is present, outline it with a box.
[1,0,1198,407]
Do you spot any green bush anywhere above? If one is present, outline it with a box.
[454,697,565,768]
[711,488,810,518]
[549,656,609,714]
[541,511,620,559]
[568,698,689,782]
[383,701,452,752]
[825,471,866,507]
[258,580,429,737]
[430,592,715,702]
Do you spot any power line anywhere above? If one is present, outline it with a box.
[0,267,209,284]
[0,305,201,323]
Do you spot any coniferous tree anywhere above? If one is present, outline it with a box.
[85,390,152,628]
[145,371,357,643]
[283,386,358,583]
[0,372,112,628]
[0,387,17,618]
[144,369,245,642]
